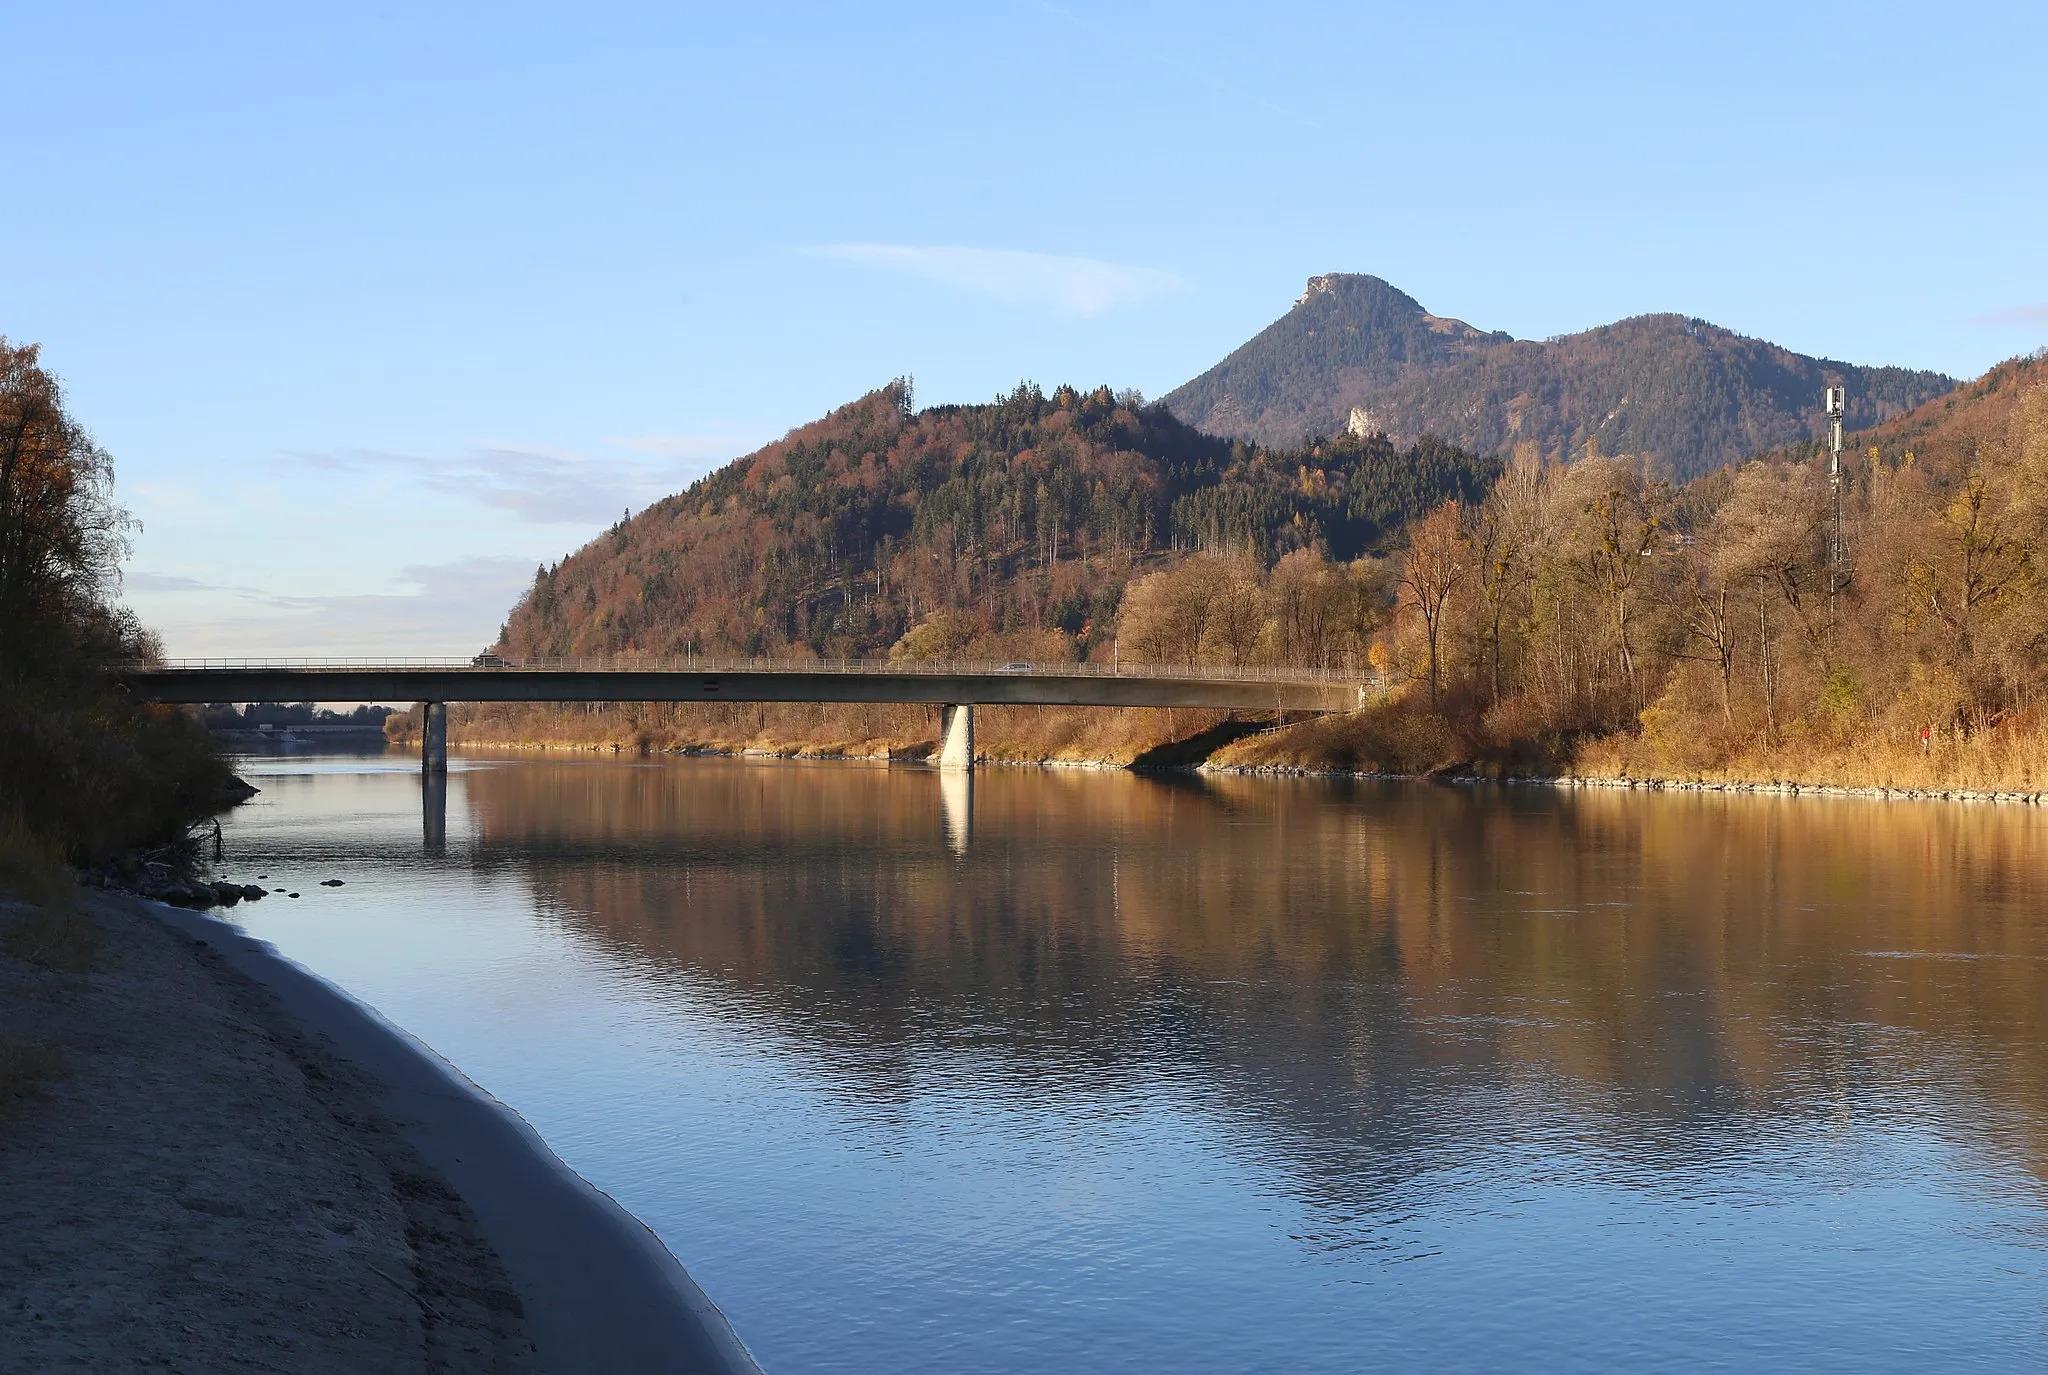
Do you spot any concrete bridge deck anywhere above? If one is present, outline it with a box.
[117,659,1370,713]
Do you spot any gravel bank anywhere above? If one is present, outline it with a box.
[0,892,762,1375]
[0,892,533,1373]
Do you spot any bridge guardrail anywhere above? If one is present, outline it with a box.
[131,656,1378,687]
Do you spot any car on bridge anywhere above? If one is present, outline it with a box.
[471,652,517,668]
[995,662,1035,673]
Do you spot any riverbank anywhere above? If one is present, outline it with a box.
[1200,705,2048,803]
[0,890,760,1374]
[406,691,2048,806]
[422,699,1244,769]
[421,728,2048,809]
[1197,761,2048,805]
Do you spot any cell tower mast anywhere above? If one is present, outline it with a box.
[1825,383,1847,609]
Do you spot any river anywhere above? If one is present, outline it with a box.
[220,750,2048,1372]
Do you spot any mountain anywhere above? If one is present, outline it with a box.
[1163,274,1958,480]
[1162,275,1510,442]
[494,382,1495,663]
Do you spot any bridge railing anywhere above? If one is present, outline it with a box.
[136,655,1375,686]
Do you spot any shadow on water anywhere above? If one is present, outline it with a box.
[439,757,2048,1205]
[422,768,447,855]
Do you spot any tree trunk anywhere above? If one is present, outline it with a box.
[1758,590,1777,743]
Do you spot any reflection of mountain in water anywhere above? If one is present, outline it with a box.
[456,760,2048,1201]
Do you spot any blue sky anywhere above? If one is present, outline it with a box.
[5,1,2044,656]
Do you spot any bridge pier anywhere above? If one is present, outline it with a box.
[421,701,448,774]
[938,703,974,771]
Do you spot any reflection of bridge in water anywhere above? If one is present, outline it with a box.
[122,657,1372,852]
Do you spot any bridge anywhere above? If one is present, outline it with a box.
[119,658,1370,773]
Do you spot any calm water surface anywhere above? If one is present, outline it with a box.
[222,752,2048,1372]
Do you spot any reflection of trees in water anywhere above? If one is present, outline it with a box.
[459,761,2048,1195]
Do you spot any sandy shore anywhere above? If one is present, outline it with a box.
[0,892,761,1375]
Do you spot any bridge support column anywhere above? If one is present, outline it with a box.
[938,703,974,771]
[422,700,448,774]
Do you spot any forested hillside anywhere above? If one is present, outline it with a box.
[1214,348,2048,790]
[1164,274,1956,478]
[476,350,2048,795]
[1833,351,2047,472]
[494,381,1495,664]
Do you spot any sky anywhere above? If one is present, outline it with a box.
[5,1,2045,657]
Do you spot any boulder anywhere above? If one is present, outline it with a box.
[157,881,212,909]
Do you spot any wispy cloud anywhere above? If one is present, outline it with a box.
[123,570,238,595]
[124,556,540,658]
[808,244,1184,316]
[1972,303,2048,327]
[282,445,715,524]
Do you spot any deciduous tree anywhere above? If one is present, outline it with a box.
[1397,501,1469,708]
[0,341,132,659]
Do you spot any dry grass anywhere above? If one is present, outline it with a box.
[1196,695,2048,796]
[0,807,71,906]
[2,905,99,973]
[1579,720,2048,794]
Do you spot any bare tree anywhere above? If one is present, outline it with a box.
[1471,446,1548,705]
[1119,556,1227,667]
[1872,383,2048,723]
[1714,461,1831,655]
[1709,460,1833,738]
[1398,501,1469,708]
[1269,549,1347,668]
[1565,456,1671,710]
[1203,558,1268,667]
[1344,558,1396,671]
[1674,545,1740,729]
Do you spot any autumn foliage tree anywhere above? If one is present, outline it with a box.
[0,340,230,875]
[1376,357,2048,786]
[0,341,133,661]
[1396,501,1468,708]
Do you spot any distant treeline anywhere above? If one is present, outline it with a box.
[200,703,393,732]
